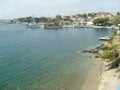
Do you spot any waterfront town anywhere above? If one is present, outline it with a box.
[0,12,120,29]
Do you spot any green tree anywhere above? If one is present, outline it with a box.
[93,18,109,26]
[35,17,40,23]
[39,17,48,23]
[18,18,25,22]
[113,18,120,26]
[56,15,62,22]
[81,14,87,18]
[88,13,97,17]
[117,12,120,16]
[24,16,33,22]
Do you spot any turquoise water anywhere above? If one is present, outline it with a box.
[0,24,113,90]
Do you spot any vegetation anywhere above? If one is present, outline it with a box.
[78,14,88,18]
[93,18,109,26]
[17,16,48,23]
[14,12,120,27]
[88,13,97,17]
[81,14,87,18]
[113,17,120,26]
[17,18,25,22]
[24,16,33,22]
[39,17,48,23]
[108,31,117,44]
[56,15,62,22]
[99,34,120,69]
[117,12,120,16]
[100,45,119,69]
[100,49,113,59]
[34,17,40,23]
[100,45,118,58]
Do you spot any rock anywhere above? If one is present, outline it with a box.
[95,44,108,50]
[104,63,112,71]
[83,43,108,54]
[108,57,120,70]
[95,55,99,58]
[82,49,98,53]
[82,50,90,53]
[104,59,110,62]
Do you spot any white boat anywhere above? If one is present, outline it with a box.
[39,23,45,28]
[62,24,83,28]
[62,25,74,28]
[27,23,40,28]
[99,36,110,41]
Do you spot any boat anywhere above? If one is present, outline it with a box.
[44,23,61,29]
[99,36,110,41]
[62,24,83,28]
[26,16,42,28]
[39,23,45,28]
[27,23,41,28]
[62,25,74,28]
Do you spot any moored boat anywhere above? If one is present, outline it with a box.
[44,23,61,29]
[27,23,40,28]
[62,25,74,28]
[99,36,110,41]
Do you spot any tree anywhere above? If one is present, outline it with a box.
[18,18,25,22]
[113,18,120,26]
[81,14,87,18]
[93,18,109,26]
[24,16,33,23]
[56,15,62,22]
[117,12,120,16]
[35,17,40,23]
[88,13,97,17]
[39,17,48,23]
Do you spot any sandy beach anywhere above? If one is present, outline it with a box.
[81,55,120,90]
[81,56,104,90]
[98,62,120,90]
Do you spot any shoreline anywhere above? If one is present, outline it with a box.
[1,23,119,30]
[98,61,120,90]
[81,56,104,90]
[81,55,120,90]
[82,42,120,90]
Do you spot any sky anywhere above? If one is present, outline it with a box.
[0,0,120,19]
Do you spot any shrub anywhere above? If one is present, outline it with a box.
[100,49,113,59]
[108,31,117,44]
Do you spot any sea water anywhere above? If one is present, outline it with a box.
[0,24,113,90]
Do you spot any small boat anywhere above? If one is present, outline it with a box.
[99,36,110,41]
[39,23,45,28]
[27,23,40,28]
